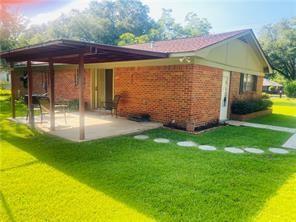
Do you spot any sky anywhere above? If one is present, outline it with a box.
[4,0,296,34]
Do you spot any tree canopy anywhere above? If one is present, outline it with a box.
[259,17,296,80]
[0,6,26,51]
[1,0,212,50]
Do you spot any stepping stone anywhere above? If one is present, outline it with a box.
[244,148,264,154]
[269,148,289,154]
[153,138,170,143]
[134,135,149,140]
[177,141,198,147]
[224,147,244,154]
[198,145,217,151]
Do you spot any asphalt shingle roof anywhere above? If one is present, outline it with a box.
[125,29,251,53]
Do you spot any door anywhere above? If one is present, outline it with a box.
[104,69,113,110]
[219,71,230,121]
[92,69,105,109]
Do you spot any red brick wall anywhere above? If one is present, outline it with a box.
[13,64,263,131]
[114,65,194,128]
[228,72,263,119]
[229,72,263,105]
[114,65,263,131]
[188,65,223,130]
[14,67,91,108]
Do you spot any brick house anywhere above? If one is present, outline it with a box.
[7,29,272,131]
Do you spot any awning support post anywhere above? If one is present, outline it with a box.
[78,54,85,140]
[10,62,16,119]
[48,58,55,131]
[27,60,35,128]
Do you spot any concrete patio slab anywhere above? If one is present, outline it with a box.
[11,112,162,142]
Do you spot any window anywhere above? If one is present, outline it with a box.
[239,73,257,93]
[41,72,48,90]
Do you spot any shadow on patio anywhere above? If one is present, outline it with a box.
[12,111,162,141]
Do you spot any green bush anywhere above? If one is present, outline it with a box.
[231,99,272,115]
[285,81,296,98]
[0,88,11,96]
[261,93,270,99]
[68,99,79,111]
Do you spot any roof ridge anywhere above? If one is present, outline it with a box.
[125,29,252,47]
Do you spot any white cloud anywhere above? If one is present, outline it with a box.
[28,0,92,26]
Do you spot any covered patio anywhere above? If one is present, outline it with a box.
[1,39,167,141]
[12,112,162,142]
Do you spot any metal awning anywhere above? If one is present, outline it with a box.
[2,39,168,141]
[0,39,168,64]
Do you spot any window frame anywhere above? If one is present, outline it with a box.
[239,73,257,94]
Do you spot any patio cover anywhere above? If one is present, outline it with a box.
[0,39,168,141]
[263,78,283,87]
[0,39,168,63]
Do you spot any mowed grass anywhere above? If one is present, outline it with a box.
[248,97,296,128]
[1,96,296,221]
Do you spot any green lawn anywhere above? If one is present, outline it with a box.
[1,96,296,221]
[248,97,296,128]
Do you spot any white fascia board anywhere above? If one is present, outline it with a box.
[249,32,272,73]
[170,30,272,73]
[195,57,265,76]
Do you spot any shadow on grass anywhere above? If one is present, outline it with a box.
[248,113,296,128]
[1,160,39,172]
[1,119,296,221]
[1,192,16,222]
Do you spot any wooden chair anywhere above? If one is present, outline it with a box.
[24,95,42,122]
[39,97,67,124]
[104,95,121,117]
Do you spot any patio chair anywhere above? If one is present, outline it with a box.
[38,97,67,124]
[24,95,42,122]
[104,95,121,117]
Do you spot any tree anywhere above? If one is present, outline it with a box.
[0,6,26,51]
[183,12,212,36]
[118,33,137,45]
[259,17,296,80]
[117,10,212,46]
[20,0,155,46]
[156,9,184,40]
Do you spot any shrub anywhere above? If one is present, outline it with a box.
[231,99,272,115]
[285,81,296,98]
[0,88,11,96]
[68,99,79,111]
[261,93,270,99]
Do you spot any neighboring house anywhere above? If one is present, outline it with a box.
[8,29,272,131]
[0,70,10,89]
[262,78,283,93]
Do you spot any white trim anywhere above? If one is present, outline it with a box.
[170,30,272,73]
[249,32,272,73]
[194,57,264,76]
[219,71,231,122]
[170,31,251,58]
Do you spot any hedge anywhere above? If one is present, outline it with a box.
[285,81,296,98]
[231,99,272,115]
